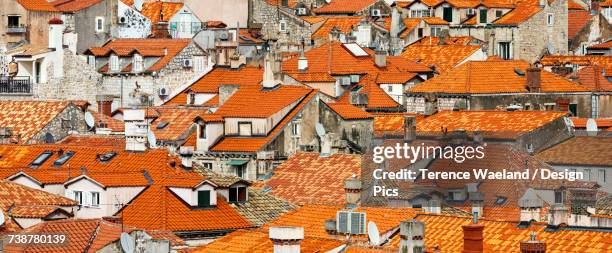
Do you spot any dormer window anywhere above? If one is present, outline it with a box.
[197,190,211,207]
[238,122,252,136]
[198,124,206,139]
[479,9,488,24]
[133,53,143,72]
[229,186,247,203]
[110,54,119,72]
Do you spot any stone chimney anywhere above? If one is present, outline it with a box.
[404,116,416,142]
[96,95,114,117]
[269,226,304,253]
[344,175,361,205]
[123,109,148,152]
[399,220,425,253]
[462,218,484,253]
[520,232,546,253]
[178,146,194,168]
[526,65,542,92]
[374,49,387,68]
[218,84,240,107]
[549,204,568,226]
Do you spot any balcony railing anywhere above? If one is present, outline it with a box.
[0,76,31,94]
[7,25,26,33]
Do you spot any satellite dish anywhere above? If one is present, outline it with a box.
[84,111,95,130]
[368,221,381,246]
[315,123,326,138]
[147,130,157,148]
[120,232,135,253]
[0,211,6,226]
[586,118,598,136]
[325,0,331,3]
[45,133,55,143]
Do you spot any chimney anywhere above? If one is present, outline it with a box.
[96,95,114,117]
[469,192,484,218]
[549,204,568,226]
[298,54,308,72]
[48,18,64,50]
[526,65,542,92]
[374,49,387,68]
[154,22,171,38]
[404,116,416,142]
[262,52,280,88]
[218,84,240,107]
[462,216,484,253]
[269,226,304,253]
[179,146,194,168]
[123,109,148,152]
[520,232,546,253]
[390,7,401,38]
[344,175,361,205]
[399,220,425,253]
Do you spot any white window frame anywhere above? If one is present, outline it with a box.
[547,13,554,26]
[88,55,96,69]
[90,192,100,207]
[74,190,83,205]
[291,121,301,137]
[110,54,119,72]
[95,17,105,33]
[133,53,143,72]
[297,7,307,15]
[279,20,287,33]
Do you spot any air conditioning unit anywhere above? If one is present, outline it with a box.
[371,9,381,17]
[158,86,170,96]
[219,31,229,41]
[297,8,307,15]
[339,77,351,85]
[336,211,366,234]
[183,59,193,68]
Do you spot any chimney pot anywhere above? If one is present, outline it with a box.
[520,232,546,253]
[344,175,362,205]
[269,226,304,253]
[526,66,542,92]
[462,223,484,253]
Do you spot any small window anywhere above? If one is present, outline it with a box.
[547,13,554,26]
[189,93,196,105]
[54,151,75,167]
[279,20,287,33]
[467,9,475,16]
[499,42,511,60]
[133,54,143,72]
[202,162,212,170]
[88,55,96,69]
[90,192,100,207]
[156,121,169,130]
[30,151,53,168]
[291,122,300,136]
[297,8,307,15]
[199,124,206,139]
[95,17,105,33]
[554,191,564,204]
[229,186,247,202]
[238,122,252,136]
[110,55,119,72]
[98,151,117,162]
[197,190,211,207]
[387,85,393,92]
[8,15,21,28]
[479,9,488,24]
[495,10,503,18]
[599,169,606,183]
[74,191,83,205]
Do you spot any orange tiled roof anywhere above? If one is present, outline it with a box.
[0,101,72,144]
[164,66,264,105]
[85,39,191,72]
[210,90,318,152]
[568,10,593,39]
[301,16,329,25]
[311,17,363,40]
[89,110,125,132]
[416,110,568,136]
[569,64,612,91]
[541,55,612,67]
[261,152,362,205]
[570,117,612,128]
[0,180,76,219]
[52,0,104,12]
[588,40,612,49]
[391,214,612,252]
[408,60,589,94]
[602,0,612,7]
[358,75,402,109]
[569,0,587,9]
[323,101,373,120]
[214,86,313,118]
[536,136,612,166]
[407,0,444,7]
[150,106,208,141]
[399,18,422,38]
[141,1,184,24]
[494,0,542,25]
[401,44,481,74]
[17,0,59,12]
[412,36,481,46]
[422,17,449,25]
[373,112,424,134]
[314,0,377,14]
[58,135,126,147]
[192,229,345,253]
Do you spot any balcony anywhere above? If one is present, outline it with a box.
[0,76,32,94]
[6,25,26,34]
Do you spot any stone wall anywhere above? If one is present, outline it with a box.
[27,103,87,144]
[516,0,568,61]
[319,100,373,151]
[569,13,612,55]
[251,0,313,50]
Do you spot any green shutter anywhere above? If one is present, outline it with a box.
[480,9,487,24]
[198,190,210,207]
[443,7,453,22]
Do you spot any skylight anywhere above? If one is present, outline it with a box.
[54,151,75,167]
[343,43,369,57]
[156,121,169,129]
[30,151,53,168]
[98,151,117,162]
[495,196,508,205]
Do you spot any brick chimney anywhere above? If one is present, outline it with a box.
[404,116,416,142]
[154,22,171,38]
[526,65,542,92]
[462,215,484,253]
[520,232,546,253]
[96,95,114,117]
[344,175,361,205]
[269,226,304,253]
[399,220,425,253]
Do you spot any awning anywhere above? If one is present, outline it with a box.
[227,159,248,166]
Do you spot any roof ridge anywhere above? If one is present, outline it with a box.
[83,219,102,253]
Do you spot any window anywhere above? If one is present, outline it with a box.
[547,13,554,26]
[54,151,75,167]
[189,93,196,105]
[110,55,119,72]
[8,15,20,28]
[581,43,587,55]
[495,196,507,205]
[279,20,287,33]
[431,27,442,37]
[467,9,475,16]
[235,166,244,178]
[193,55,206,72]
[30,151,53,168]
[88,55,96,69]
[197,190,211,207]
[74,191,83,205]
[133,54,143,72]
[297,7,307,15]
[98,151,117,162]
[291,122,300,136]
[387,85,393,92]
[90,192,100,207]
[410,9,430,18]
[95,17,104,33]
[202,162,212,170]
[479,9,488,24]
[495,10,503,18]
[198,124,206,139]
[569,103,577,116]
[599,169,606,183]
[238,122,252,136]
[229,186,247,202]
[584,169,591,181]
[371,9,381,17]
[443,7,453,22]
[544,103,555,111]
[554,191,564,204]
[498,42,511,60]
[417,28,424,38]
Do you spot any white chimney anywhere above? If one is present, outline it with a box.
[390,7,401,38]
[123,109,148,152]
[519,188,543,222]
[48,18,65,79]
[399,220,425,253]
[297,55,308,71]
[262,52,278,88]
[269,227,304,253]
[179,146,194,168]
[549,204,569,226]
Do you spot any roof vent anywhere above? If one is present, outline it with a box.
[98,151,117,162]
[514,68,525,76]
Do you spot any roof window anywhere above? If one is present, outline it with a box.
[98,151,117,162]
[54,151,75,167]
[156,121,169,129]
[30,151,53,168]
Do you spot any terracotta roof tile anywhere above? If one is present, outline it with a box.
[588,40,612,49]
[570,117,612,129]
[536,136,612,166]
[88,110,125,132]
[0,180,76,219]
[52,0,104,12]
[373,112,424,135]
[141,2,184,24]
[602,0,612,7]
[58,135,126,147]
[569,0,587,9]
[401,45,481,74]
[314,0,377,14]
[568,11,593,39]
[494,0,542,25]
[358,75,402,109]
[0,101,72,144]
[311,17,363,39]
[408,60,589,94]
[323,101,373,120]
[231,189,297,227]
[215,86,312,118]
[569,64,612,91]
[422,17,449,25]
[150,106,208,141]
[17,0,59,12]
[261,152,362,205]
[399,18,422,38]
[412,36,481,46]
[541,55,612,68]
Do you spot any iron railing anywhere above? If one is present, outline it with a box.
[0,76,31,94]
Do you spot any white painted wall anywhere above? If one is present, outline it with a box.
[10,175,42,190]
[169,183,216,206]
[65,178,145,218]
[550,165,611,193]
[168,6,202,38]
[197,122,223,152]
